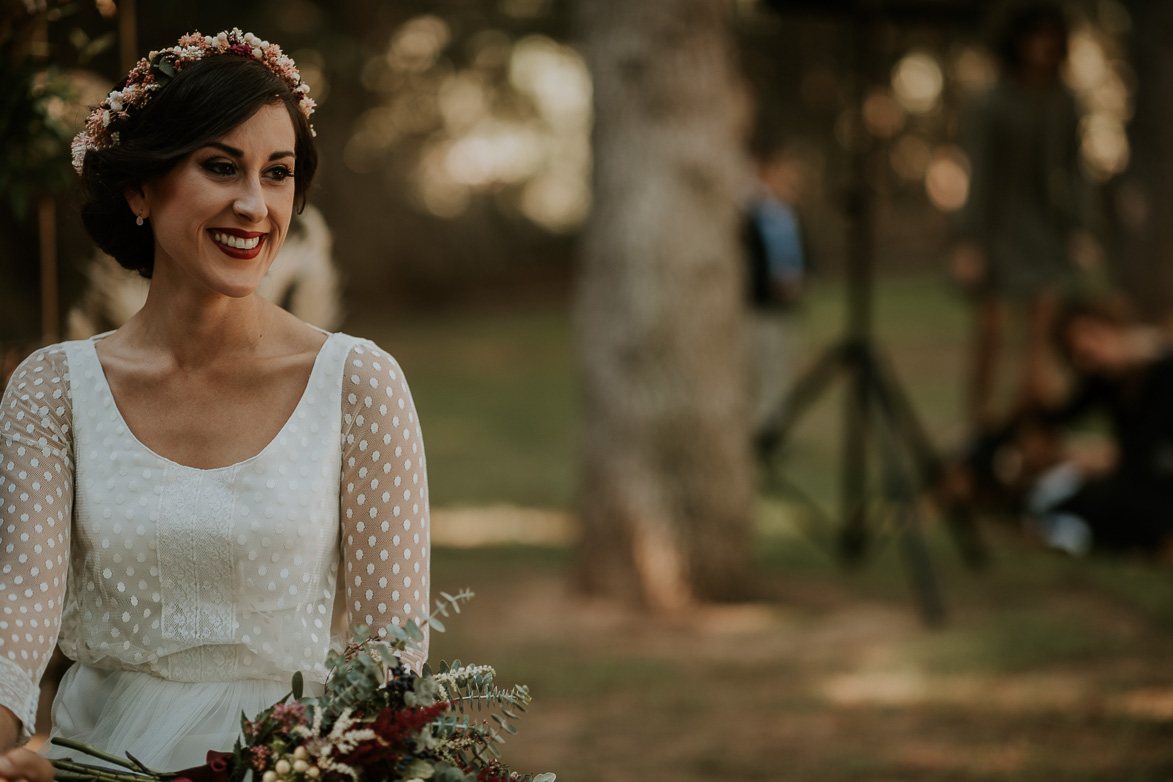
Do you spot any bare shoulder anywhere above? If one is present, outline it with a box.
[264,304,328,363]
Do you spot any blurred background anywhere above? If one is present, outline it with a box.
[5,0,1173,779]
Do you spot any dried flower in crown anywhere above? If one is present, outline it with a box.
[70,28,316,175]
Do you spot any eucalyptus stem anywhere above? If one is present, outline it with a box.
[50,738,154,773]
[49,758,158,782]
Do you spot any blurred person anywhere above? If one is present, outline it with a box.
[0,29,430,780]
[1024,295,1173,556]
[952,0,1087,431]
[744,142,807,449]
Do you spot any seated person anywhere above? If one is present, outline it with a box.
[1024,295,1173,556]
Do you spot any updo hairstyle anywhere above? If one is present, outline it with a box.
[78,55,319,278]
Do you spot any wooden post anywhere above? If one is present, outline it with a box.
[119,0,137,72]
[38,195,58,344]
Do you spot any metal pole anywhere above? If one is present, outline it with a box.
[840,13,877,562]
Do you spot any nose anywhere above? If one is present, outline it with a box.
[233,174,267,224]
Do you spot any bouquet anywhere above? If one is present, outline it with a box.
[50,591,554,782]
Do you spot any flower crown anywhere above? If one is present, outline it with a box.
[71,28,316,175]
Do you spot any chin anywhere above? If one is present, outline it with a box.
[208,270,270,300]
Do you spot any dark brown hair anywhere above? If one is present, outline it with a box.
[78,54,318,278]
[996,1,1070,74]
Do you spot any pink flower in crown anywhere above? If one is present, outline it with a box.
[177,32,206,48]
[70,27,316,175]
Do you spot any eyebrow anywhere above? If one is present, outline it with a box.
[203,141,295,161]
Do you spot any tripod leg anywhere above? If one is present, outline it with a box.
[895,501,948,626]
[871,392,947,626]
[866,347,990,569]
[840,352,870,564]
[758,342,848,462]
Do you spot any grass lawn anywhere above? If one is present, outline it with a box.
[349,274,1173,781]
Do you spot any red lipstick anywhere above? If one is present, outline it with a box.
[208,228,268,260]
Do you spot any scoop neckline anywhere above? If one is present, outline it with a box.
[84,330,336,473]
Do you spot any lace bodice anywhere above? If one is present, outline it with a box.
[0,332,429,743]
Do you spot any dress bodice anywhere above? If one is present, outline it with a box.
[0,333,429,761]
[62,333,346,683]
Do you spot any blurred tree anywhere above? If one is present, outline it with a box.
[572,0,754,609]
[1116,0,1173,321]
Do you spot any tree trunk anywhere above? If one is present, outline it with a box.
[572,0,754,609]
[1117,0,1173,320]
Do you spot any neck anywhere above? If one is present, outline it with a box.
[127,275,271,368]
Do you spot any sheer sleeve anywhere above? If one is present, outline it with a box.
[0,346,73,744]
[338,340,430,672]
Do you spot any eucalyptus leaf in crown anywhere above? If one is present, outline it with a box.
[50,590,555,782]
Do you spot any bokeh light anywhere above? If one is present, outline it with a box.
[1064,26,1133,182]
[862,87,905,139]
[385,15,450,73]
[924,145,970,212]
[891,51,944,115]
[949,46,997,94]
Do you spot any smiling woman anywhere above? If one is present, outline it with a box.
[0,30,430,781]
[125,104,298,300]
[78,53,317,280]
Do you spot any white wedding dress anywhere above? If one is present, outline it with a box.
[0,331,429,770]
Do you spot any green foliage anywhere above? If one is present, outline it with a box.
[0,62,76,218]
[0,2,118,219]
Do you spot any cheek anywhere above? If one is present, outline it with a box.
[265,188,297,247]
[271,193,295,232]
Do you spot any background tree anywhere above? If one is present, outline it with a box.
[1116,0,1173,321]
[571,0,754,609]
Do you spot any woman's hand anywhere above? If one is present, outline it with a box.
[0,749,54,782]
[0,708,52,782]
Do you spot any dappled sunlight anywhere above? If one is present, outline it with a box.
[431,522,1173,780]
[345,18,591,231]
[431,505,575,547]
[822,668,1093,712]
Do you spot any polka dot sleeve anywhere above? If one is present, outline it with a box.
[0,347,73,744]
[339,341,430,673]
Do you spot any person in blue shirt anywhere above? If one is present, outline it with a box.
[745,143,807,444]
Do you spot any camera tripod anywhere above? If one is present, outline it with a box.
[757,328,988,625]
[757,2,989,626]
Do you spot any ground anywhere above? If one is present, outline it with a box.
[428,522,1173,781]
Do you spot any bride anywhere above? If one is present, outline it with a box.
[0,29,429,780]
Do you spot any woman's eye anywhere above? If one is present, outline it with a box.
[203,160,236,176]
[265,166,294,182]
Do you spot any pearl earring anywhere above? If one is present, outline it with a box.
[136,215,144,226]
